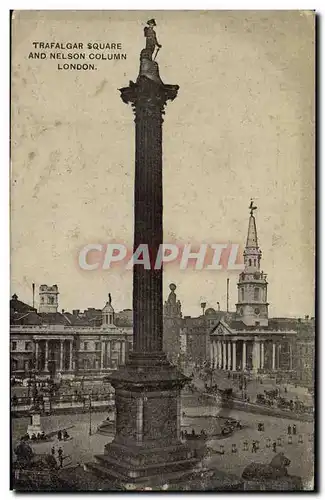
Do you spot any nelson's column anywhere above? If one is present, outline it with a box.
[90,19,199,486]
[60,20,242,491]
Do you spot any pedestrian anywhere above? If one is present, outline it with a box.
[251,441,257,453]
[293,424,297,435]
[51,446,55,455]
[273,441,277,453]
[57,430,62,441]
[58,447,63,468]
[287,424,291,435]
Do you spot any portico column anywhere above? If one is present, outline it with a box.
[252,341,260,372]
[214,341,218,368]
[210,341,214,368]
[218,340,222,368]
[227,342,231,371]
[35,341,39,370]
[260,342,265,370]
[242,341,246,371]
[121,341,126,364]
[272,343,276,370]
[69,340,73,371]
[223,341,227,370]
[101,341,105,370]
[232,341,236,371]
[44,340,49,372]
[107,341,111,367]
[59,340,64,371]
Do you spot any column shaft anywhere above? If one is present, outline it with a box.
[44,340,49,372]
[261,342,265,370]
[222,341,227,370]
[242,341,246,371]
[272,343,276,370]
[107,341,111,367]
[227,342,231,371]
[133,95,163,354]
[101,341,105,370]
[232,342,236,371]
[210,341,214,368]
[59,340,64,371]
[69,341,73,371]
[35,341,39,370]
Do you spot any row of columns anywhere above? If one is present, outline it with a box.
[210,339,293,372]
[34,339,128,373]
[35,339,73,372]
[101,340,126,368]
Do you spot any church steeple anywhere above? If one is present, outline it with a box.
[236,201,269,327]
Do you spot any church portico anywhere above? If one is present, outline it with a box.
[210,330,295,374]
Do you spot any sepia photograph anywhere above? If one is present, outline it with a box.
[10,10,315,491]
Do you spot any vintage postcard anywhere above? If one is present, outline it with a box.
[10,10,315,491]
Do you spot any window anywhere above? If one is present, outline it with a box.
[84,342,88,351]
[254,259,257,267]
[11,341,17,351]
[95,342,101,351]
[254,287,259,301]
[25,342,32,351]
[241,289,244,301]
[248,259,252,266]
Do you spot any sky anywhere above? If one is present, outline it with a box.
[11,10,315,318]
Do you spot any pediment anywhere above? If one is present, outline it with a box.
[210,320,233,336]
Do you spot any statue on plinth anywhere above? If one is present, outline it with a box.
[142,19,162,60]
[139,19,163,85]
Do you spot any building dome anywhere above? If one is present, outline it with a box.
[205,308,216,316]
[102,293,115,326]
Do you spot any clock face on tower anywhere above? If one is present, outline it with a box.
[254,307,260,315]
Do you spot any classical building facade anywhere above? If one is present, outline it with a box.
[10,287,133,379]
